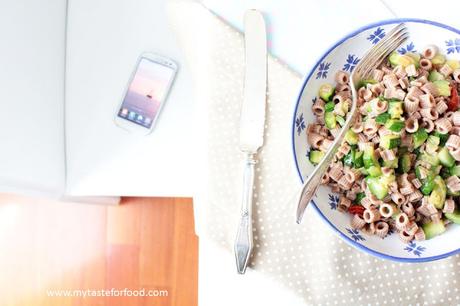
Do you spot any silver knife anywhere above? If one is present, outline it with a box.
[234,9,267,274]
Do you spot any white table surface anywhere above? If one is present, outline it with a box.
[65,0,195,197]
[0,0,66,197]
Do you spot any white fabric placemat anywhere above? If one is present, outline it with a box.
[168,1,460,305]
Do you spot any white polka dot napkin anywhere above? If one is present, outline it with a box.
[168,1,460,305]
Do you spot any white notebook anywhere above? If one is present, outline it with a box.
[0,0,194,201]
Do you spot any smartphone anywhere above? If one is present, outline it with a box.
[115,53,178,134]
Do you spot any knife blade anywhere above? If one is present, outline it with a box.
[234,9,267,274]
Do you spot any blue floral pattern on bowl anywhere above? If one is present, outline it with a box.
[398,42,416,54]
[445,38,460,54]
[342,54,360,72]
[292,19,460,263]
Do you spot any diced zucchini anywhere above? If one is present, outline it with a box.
[336,115,345,126]
[367,176,389,200]
[429,176,446,209]
[433,80,451,97]
[385,119,405,132]
[398,153,411,173]
[319,83,335,101]
[450,165,460,176]
[434,131,449,145]
[380,134,401,149]
[413,128,428,148]
[355,192,365,204]
[325,112,336,129]
[383,157,399,169]
[354,151,364,168]
[388,101,403,119]
[421,175,435,195]
[343,148,355,167]
[445,210,460,224]
[389,51,401,67]
[368,165,382,177]
[309,150,325,165]
[363,145,379,168]
[375,112,390,124]
[428,70,444,82]
[447,59,460,70]
[345,130,358,145]
[422,221,446,240]
[438,147,455,168]
[419,152,440,167]
[357,79,377,89]
[425,135,440,153]
[432,54,446,66]
[324,101,335,112]
[406,52,421,68]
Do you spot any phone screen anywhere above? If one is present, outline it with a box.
[117,57,175,128]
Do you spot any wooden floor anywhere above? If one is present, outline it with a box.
[0,195,198,306]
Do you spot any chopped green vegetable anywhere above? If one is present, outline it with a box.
[388,101,403,119]
[309,150,325,165]
[357,79,377,89]
[398,153,411,173]
[324,112,336,129]
[421,175,435,195]
[419,152,440,167]
[434,131,449,146]
[367,165,382,177]
[380,134,401,149]
[447,59,460,70]
[431,53,446,66]
[324,101,335,112]
[354,151,364,168]
[429,176,446,209]
[422,221,446,240]
[336,115,345,126]
[406,52,421,68]
[345,130,358,145]
[433,80,451,97]
[438,147,455,168]
[450,165,460,177]
[343,148,355,167]
[413,128,428,148]
[445,210,460,224]
[383,157,399,169]
[319,83,335,101]
[367,176,389,200]
[363,145,379,168]
[388,51,401,67]
[355,192,365,204]
[425,135,440,153]
[428,71,444,82]
[375,112,391,124]
[385,119,405,132]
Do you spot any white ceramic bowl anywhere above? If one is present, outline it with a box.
[292,19,460,262]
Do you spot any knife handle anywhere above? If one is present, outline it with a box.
[234,152,256,274]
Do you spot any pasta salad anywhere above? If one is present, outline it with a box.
[307,44,460,242]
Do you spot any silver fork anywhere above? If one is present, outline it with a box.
[296,23,409,223]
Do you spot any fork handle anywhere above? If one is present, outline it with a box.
[234,152,256,274]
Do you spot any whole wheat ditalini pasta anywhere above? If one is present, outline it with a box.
[443,198,456,214]
[419,58,432,70]
[305,44,460,243]
[351,214,366,229]
[375,221,389,238]
[414,228,426,241]
[379,203,397,218]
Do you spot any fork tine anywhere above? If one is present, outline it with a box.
[353,23,409,80]
[356,24,408,69]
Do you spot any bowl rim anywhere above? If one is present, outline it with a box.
[291,18,460,263]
